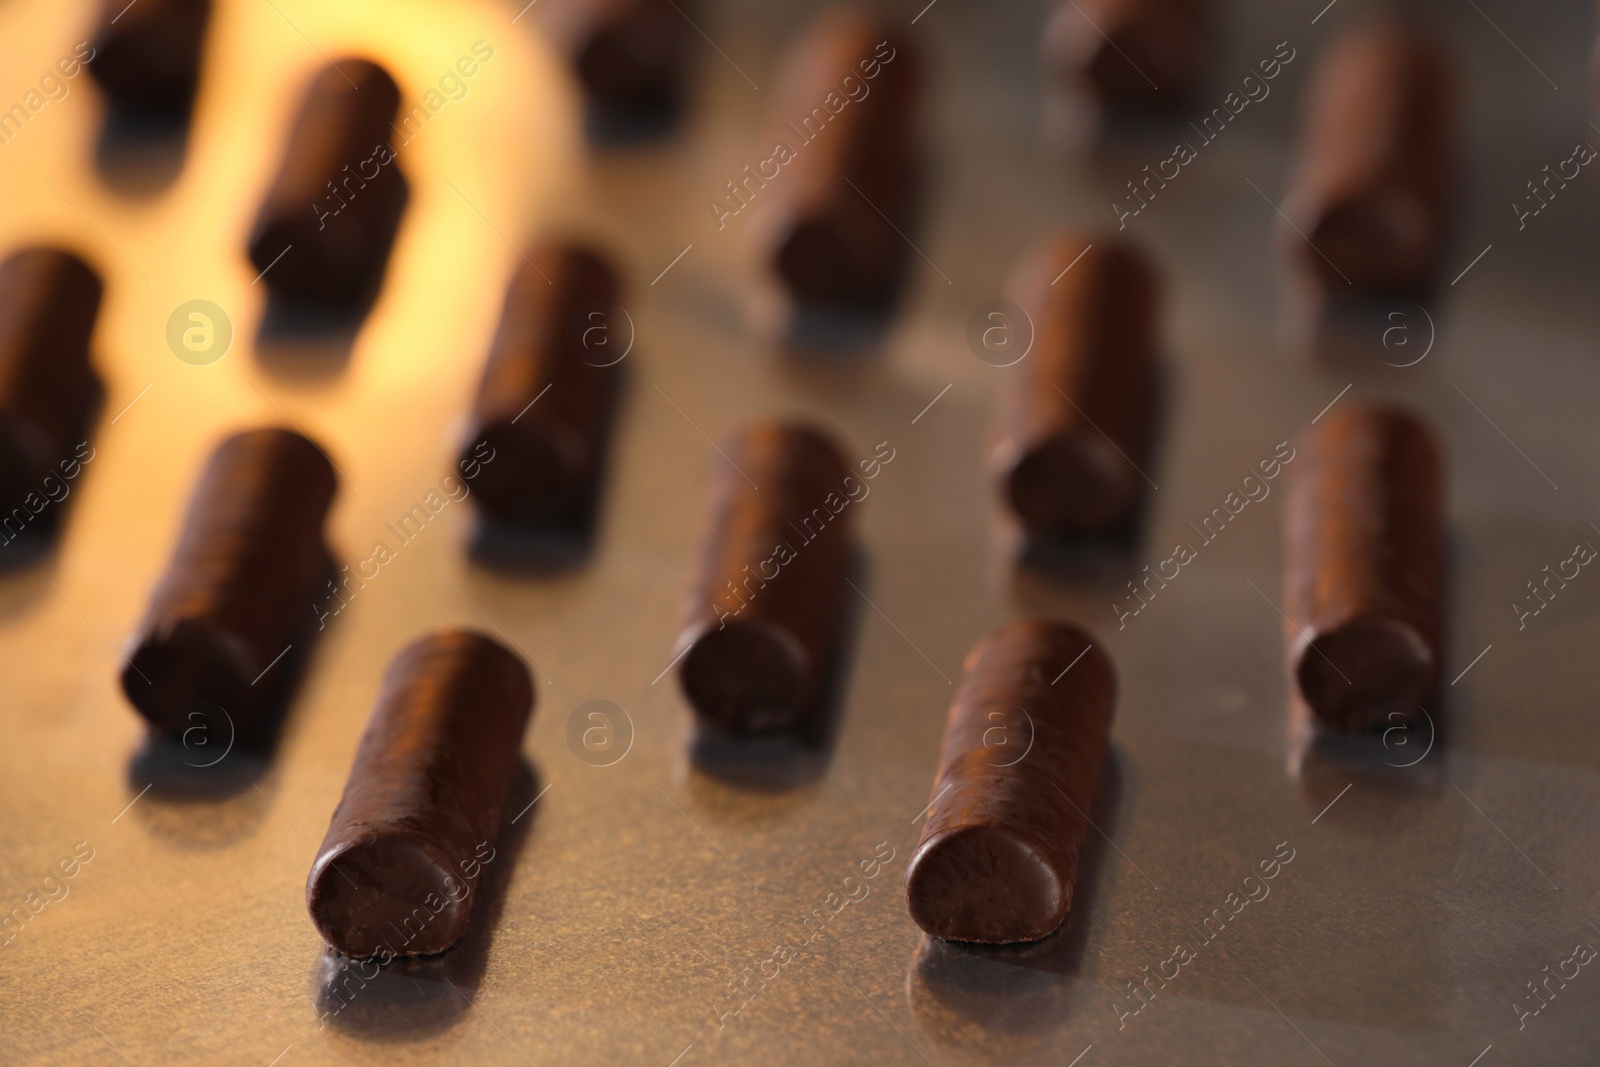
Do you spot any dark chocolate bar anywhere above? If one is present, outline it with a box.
[246,59,407,307]
[905,620,1115,943]
[0,247,103,535]
[542,0,693,129]
[307,630,534,958]
[1042,0,1213,112]
[1284,403,1444,732]
[991,234,1159,538]
[463,243,624,529]
[122,428,336,738]
[88,0,212,116]
[675,422,855,734]
[1280,22,1454,298]
[757,10,921,313]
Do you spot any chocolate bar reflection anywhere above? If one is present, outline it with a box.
[1286,700,1447,831]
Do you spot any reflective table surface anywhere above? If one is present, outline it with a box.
[2,0,1599,1063]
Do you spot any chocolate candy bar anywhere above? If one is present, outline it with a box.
[990,234,1159,538]
[675,422,855,734]
[756,9,921,313]
[0,248,102,535]
[905,620,1115,943]
[247,59,407,307]
[307,630,534,958]
[463,243,624,529]
[1042,0,1213,112]
[541,0,693,131]
[1281,22,1454,298]
[88,0,212,116]
[1284,403,1444,732]
[122,428,335,737]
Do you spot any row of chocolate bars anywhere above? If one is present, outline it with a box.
[80,0,1452,316]
[3,0,1446,955]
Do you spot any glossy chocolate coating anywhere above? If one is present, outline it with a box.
[1042,0,1213,110]
[464,244,624,527]
[88,0,211,114]
[542,0,692,123]
[0,248,103,522]
[247,60,407,306]
[1281,22,1454,298]
[1285,404,1443,732]
[905,621,1115,944]
[123,428,336,737]
[760,9,921,312]
[307,630,534,958]
[676,422,854,734]
[991,234,1159,538]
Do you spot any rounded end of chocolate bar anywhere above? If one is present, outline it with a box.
[1002,431,1136,535]
[905,822,1067,943]
[1303,191,1434,296]
[576,9,688,117]
[318,57,402,115]
[776,217,897,311]
[1044,0,1210,111]
[678,620,811,733]
[1312,401,1444,480]
[1295,616,1434,732]
[88,0,212,113]
[1084,39,1165,108]
[469,419,589,524]
[247,184,409,306]
[307,834,473,958]
[2,245,105,305]
[122,617,254,737]
[214,426,340,518]
[0,247,106,364]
